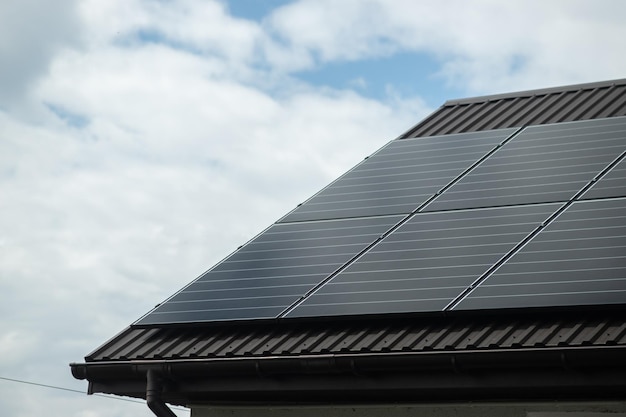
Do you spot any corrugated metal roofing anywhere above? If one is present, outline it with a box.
[87,310,626,362]
[402,78,626,138]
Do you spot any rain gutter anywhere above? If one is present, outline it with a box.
[71,345,626,405]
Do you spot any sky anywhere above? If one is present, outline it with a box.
[1,0,625,416]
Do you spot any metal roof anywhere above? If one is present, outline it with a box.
[88,309,626,362]
[401,78,626,138]
[73,308,626,405]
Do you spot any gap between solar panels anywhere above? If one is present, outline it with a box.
[277,127,526,318]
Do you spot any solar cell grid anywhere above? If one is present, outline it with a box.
[135,215,403,325]
[286,203,560,318]
[279,129,514,222]
[425,117,626,211]
[455,198,626,310]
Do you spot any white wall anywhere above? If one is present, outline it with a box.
[192,402,626,417]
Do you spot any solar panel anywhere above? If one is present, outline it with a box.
[581,157,626,200]
[286,203,560,318]
[424,117,626,212]
[454,198,626,311]
[135,215,403,325]
[279,129,515,222]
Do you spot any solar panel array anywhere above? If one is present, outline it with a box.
[136,116,626,326]
[288,204,560,317]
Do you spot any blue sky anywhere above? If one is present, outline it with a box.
[227,0,293,20]
[295,51,457,107]
[226,0,463,107]
[1,1,626,417]
[225,0,460,107]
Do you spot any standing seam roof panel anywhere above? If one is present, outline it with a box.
[403,79,626,137]
[85,312,626,361]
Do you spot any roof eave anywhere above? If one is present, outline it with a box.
[71,345,626,406]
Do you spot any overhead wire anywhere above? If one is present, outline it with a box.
[0,376,190,413]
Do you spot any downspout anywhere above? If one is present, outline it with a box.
[146,369,177,417]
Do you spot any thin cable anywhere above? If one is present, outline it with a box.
[0,376,189,412]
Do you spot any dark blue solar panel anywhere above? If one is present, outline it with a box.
[425,117,626,211]
[135,215,403,325]
[455,198,626,311]
[279,129,515,222]
[286,203,560,318]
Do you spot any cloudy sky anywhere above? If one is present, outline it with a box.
[1,0,625,416]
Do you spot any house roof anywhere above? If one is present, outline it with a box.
[71,78,626,407]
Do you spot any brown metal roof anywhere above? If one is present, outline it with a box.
[87,309,626,362]
[401,78,626,138]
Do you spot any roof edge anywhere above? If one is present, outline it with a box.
[71,345,626,405]
[72,345,626,376]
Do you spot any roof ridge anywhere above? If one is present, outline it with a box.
[444,78,626,106]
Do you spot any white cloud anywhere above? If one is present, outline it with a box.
[1,1,625,416]
[0,3,428,416]
[266,0,626,93]
[0,0,82,110]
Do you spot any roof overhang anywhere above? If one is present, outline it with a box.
[71,344,626,406]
